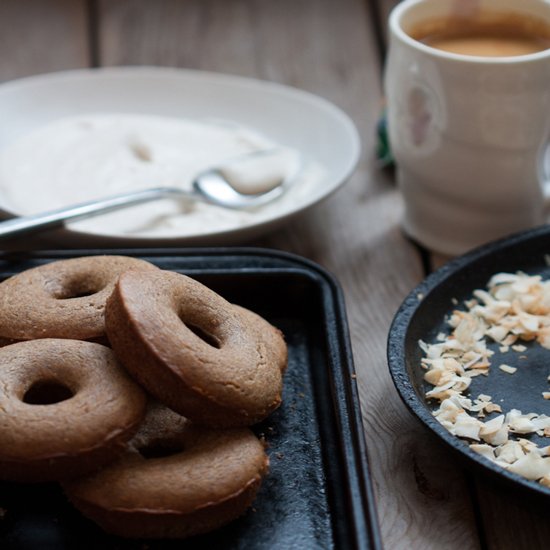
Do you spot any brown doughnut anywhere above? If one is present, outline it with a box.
[0,255,157,343]
[0,338,147,482]
[63,404,269,539]
[105,269,287,427]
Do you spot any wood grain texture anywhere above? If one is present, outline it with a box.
[369,0,400,48]
[431,252,454,270]
[96,0,480,547]
[0,0,89,82]
[474,479,550,550]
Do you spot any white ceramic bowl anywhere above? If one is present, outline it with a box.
[0,67,360,247]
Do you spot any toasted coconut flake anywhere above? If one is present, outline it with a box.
[502,334,519,346]
[470,443,496,461]
[499,364,517,374]
[508,452,550,481]
[450,412,482,441]
[507,413,536,434]
[495,441,524,464]
[537,327,550,349]
[511,344,527,352]
[480,414,504,435]
[486,326,508,342]
[531,415,550,431]
[465,369,489,378]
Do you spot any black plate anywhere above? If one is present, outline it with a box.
[388,225,550,500]
[0,247,381,550]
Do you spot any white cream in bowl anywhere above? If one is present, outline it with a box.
[0,113,323,238]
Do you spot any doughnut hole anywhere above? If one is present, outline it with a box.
[46,272,109,300]
[23,379,75,405]
[178,312,221,349]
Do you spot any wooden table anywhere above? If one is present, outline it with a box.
[1,1,549,548]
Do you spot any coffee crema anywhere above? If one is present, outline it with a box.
[408,12,550,57]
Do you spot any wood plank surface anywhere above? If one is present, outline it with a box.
[475,479,550,550]
[369,0,399,48]
[0,0,89,81]
[97,0,480,547]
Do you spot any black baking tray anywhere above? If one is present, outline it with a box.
[0,247,381,550]
[388,225,550,501]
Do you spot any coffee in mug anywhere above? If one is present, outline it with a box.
[384,0,550,256]
[409,13,550,57]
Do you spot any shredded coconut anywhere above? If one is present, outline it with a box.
[421,271,550,487]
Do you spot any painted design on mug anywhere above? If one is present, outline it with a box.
[407,87,432,146]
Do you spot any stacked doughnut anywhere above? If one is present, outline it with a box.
[0,255,287,539]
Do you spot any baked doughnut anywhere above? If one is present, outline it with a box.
[0,338,147,482]
[105,269,287,427]
[63,404,269,539]
[0,255,157,343]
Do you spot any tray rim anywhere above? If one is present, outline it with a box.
[0,245,382,550]
[387,224,550,500]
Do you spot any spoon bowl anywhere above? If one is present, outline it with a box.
[0,149,299,241]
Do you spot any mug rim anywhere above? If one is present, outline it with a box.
[389,0,550,64]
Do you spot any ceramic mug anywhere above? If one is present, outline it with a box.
[385,0,550,256]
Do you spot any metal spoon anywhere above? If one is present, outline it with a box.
[0,149,297,241]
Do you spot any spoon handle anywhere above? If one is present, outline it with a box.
[0,187,194,241]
